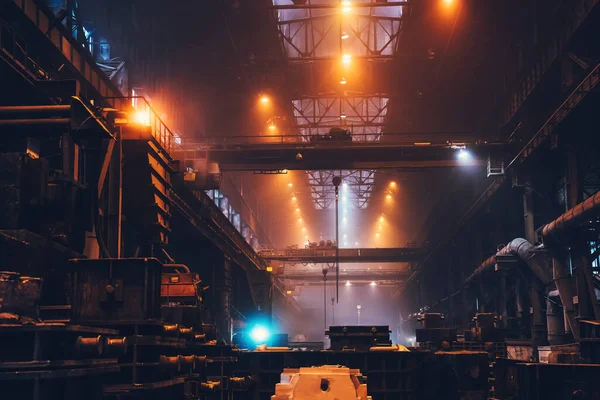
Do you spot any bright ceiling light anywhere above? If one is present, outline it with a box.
[379,216,384,223]
[376,232,380,237]
[341,32,349,40]
[260,95,269,104]
[340,77,347,85]
[298,218,302,223]
[355,242,359,246]
[292,195,297,201]
[370,281,377,286]
[341,0,352,13]
[268,124,276,131]
[389,181,397,188]
[342,54,351,66]
[346,281,352,286]
[295,207,300,212]
[302,227,307,232]
[340,113,347,119]
[288,182,293,187]
[386,194,392,200]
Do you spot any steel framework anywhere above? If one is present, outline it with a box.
[293,95,388,209]
[274,0,404,61]
[274,1,404,209]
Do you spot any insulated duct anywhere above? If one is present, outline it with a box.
[542,190,600,324]
[466,238,553,286]
[466,238,573,342]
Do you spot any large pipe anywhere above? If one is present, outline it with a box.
[466,238,553,286]
[546,290,565,345]
[541,190,600,332]
[0,118,70,126]
[466,238,565,343]
[541,191,600,239]
[0,105,71,115]
[552,256,577,337]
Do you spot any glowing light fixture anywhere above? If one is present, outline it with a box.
[376,232,380,237]
[379,216,384,223]
[249,325,271,344]
[132,109,150,125]
[341,0,352,13]
[346,281,352,286]
[341,32,349,40]
[286,290,292,295]
[389,181,397,188]
[301,227,307,232]
[298,218,303,223]
[292,195,297,201]
[340,113,347,119]
[342,54,351,66]
[268,124,276,131]
[260,95,270,104]
[386,194,392,200]
[295,207,300,212]
[340,77,347,85]
[288,182,293,187]
[370,281,377,286]
[458,148,472,161]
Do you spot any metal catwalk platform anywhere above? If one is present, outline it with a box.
[259,247,422,263]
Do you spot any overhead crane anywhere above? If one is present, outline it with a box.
[259,247,422,264]
[177,134,500,171]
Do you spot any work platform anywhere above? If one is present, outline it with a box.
[259,247,422,263]
[279,270,410,285]
[177,134,498,171]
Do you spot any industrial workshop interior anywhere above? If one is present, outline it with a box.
[2,0,600,399]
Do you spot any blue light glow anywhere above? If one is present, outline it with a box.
[249,325,271,344]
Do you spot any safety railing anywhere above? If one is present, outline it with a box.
[105,96,181,156]
[181,132,490,151]
[0,17,51,81]
[8,0,121,101]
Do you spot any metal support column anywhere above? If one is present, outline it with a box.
[523,178,535,244]
[106,131,122,257]
[214,256,232,344]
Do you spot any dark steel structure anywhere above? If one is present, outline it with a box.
[2,0,600,399]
